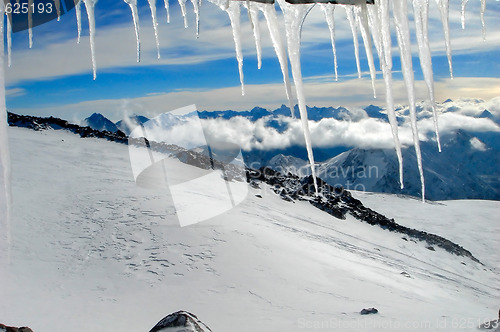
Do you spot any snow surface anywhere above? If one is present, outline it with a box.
[1,127,498,331]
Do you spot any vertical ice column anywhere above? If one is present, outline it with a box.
[164,0,170,23]
[367,0,404,189]
[277,0,318,194]
[392,0,426,201]
[412,0,441,152]
[148,0,162,59]
[434,0,453,78]
[355,4,377,98]
[190,0,202,37]
[54,0,61,21]
[225,1,245,96]
[343,5,361,78]
[7,12,12,66]
[245,2,262,69]
[0,1,12,263]
[256,2,296,118]
[83,0,98,79]
[28,0,34,48]
[178,0,189,28]
[124,0,141,62]
[461,0,468,29]
[74,0,82,43]
[319,3,338,81]
[480,0,486,40]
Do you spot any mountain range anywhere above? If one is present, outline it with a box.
[74,99,500,201]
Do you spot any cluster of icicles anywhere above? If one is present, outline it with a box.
[3,0,489,201]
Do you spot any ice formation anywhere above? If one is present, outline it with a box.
[83,0,98,79]
[124,0,141,62]
[1,1,12,260]
[74,0,82,43]
[245,2,262,69]
[392,0,425,201]
[434,0,453,78]
[412,0,441,152]
[276,0,318,194]
[355,4,376,98]
[343,5,361,78]
[319,4,338,81]
[148,0,161,59]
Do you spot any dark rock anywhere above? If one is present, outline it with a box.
[0,324,34,332]
[149,311,212,332]
[360,308,378,315]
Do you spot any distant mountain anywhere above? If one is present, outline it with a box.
[310,130,500,200]
[115,115,149,135]
[82,113,118,133]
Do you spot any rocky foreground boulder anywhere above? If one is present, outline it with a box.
[149,311,212,332]
[0,324,33,332]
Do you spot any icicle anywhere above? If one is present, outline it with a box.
[355,4,377,98]
[224,1,245,95]
[147,0,161,59]
[368,0,404,189]
[276,0,318,195]
[83,0,97,80]
[461,0,468,29]
[7,12,12,66]
[434,0,453,78]
[178,0,189,28]
[344,6,361,79]
[54,0,61,21]
[164,0,170,23]
[412,0,441,152]
[190,0,201,38]
[255,2,295,118]
[480,0,486,41]
[392,0,425,201]
[74,0,82,43]
[0,1,13,263]
[319,4,338,81]
[246,2,262,69]
[28,0,33,48]
[124,0,141,62]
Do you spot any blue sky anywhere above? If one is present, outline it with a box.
[4,0,500,122]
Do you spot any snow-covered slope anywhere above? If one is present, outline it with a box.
[1,127,498,331]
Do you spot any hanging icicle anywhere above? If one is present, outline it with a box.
[54,0,61,21]
[343,5,361,79]
[74,0,82,44]
[28,0,33,48]
[480,0,486,41]
[392,0,426,201]
[124,0,141,62]
[6,11,12,66]
[178,0,189,28]
[221,1,245,95]
[276,0,318,195]
[190,0,202,37]
[434,0,453,78]
[245,1,262,70]
[355,4,377,98]
[412,0,441,152]
[164,0,171,23]
[319,3,338,81]
[367,0,404,189]
[255,2,296,118]
[148,0,161,59]
[83,0,98,80]
[461,0,468,29]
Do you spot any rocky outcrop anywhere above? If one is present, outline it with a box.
[0,324,34,332]
[249,167,481,263]
[149,311,212,332]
